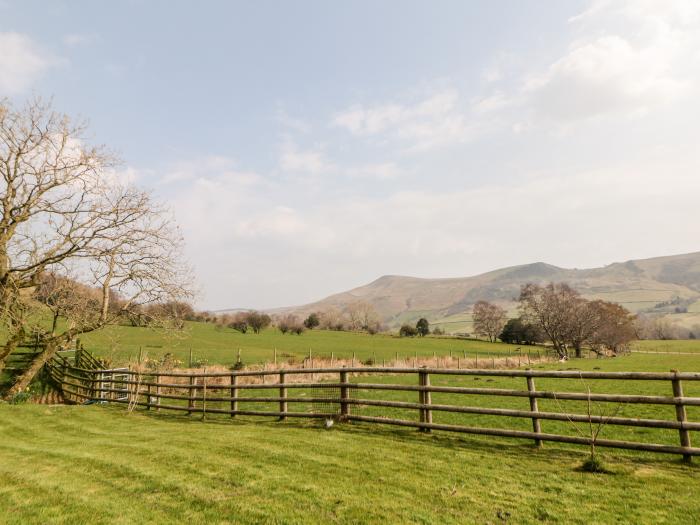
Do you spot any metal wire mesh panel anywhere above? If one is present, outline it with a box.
[308,384,341,415]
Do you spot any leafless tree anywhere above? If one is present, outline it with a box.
[519,283,579,358]
[345,301,381,333]
[472,300,507,343]
[319,307,345,330]
[589,301,636,354]
[0,98,193,395]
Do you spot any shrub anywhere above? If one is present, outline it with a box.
[399,324,418,337]
[416,318,430,337]
[303,313,320,329]
[9,392,31,405]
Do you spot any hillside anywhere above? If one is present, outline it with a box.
[275,252,700,331]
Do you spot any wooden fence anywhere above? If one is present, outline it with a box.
[49,364,700,462]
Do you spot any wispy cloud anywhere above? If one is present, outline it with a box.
[0,32,59,94]
[332,89,474,151]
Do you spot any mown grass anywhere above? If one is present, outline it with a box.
[79,322,523,366]
[1,403,698,525]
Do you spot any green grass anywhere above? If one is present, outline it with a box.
[1,403,698,524]
[3,348,700,523]
[79,322,522,366]
[632,339,700,353]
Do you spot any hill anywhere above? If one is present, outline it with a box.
[274,252,700,331]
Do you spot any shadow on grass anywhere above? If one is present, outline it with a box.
[92,404,698,474]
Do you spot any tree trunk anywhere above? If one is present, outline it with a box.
[574,344,582,358]
[0,330,25,373]
[6,342,59,398]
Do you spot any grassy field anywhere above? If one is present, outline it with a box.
[1,401,698,525]
[632,339,700,353]
[78,322,523,366]
[2,348,700,523]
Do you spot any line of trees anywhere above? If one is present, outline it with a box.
[471,283,637,358]
[517,283,636,358]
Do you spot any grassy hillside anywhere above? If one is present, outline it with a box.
[2,350,700,524]
[79,322,523,366]
[275,252,700,330]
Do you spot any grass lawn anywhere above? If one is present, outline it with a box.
[2,349,700,523]
[79,322,523,366]
[1,403,699,525]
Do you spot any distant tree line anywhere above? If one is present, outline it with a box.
[470,283,637,358]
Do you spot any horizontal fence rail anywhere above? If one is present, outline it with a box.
[49,365,700,462]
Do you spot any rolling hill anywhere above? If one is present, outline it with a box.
[274,251,700,332]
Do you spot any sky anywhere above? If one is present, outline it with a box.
[2,0,700,310]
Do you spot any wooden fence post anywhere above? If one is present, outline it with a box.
[340,368,350,418]
[146,381,151,410]
[279,371,287,421]
[230,374,238,417]
[419,369,432,432]
[156,374,161,412]
[671,371,692,462]
[526,375,542,448]
[188,375,196,415]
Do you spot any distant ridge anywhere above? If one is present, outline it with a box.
[265,251,700,330]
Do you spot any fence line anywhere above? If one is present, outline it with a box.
[48,364,700,462]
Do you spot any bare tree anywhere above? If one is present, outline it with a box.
[0,98,193,395]
[519,283,578,358]
[565,298,604,358]
[589,302,636,354]
[345,301,381,333]
[472,300,507,343]
[319,308,345,330]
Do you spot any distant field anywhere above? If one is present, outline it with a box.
[2,350,700,524]
[632,339,700,353]
[80,322,523,366]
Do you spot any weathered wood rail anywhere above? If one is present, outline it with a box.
[51,365,700,461]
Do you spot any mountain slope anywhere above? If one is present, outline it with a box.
[275,251,700,330]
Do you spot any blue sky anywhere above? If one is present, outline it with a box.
[2,1,700,310]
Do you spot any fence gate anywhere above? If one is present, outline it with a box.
[96,368,130,401]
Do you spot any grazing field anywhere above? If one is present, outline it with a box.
[632,339,700,353]
[79,322,523,366]
[1,402,699,525]
[3,349,700,523]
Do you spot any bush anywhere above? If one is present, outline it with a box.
[580,455,609,473]
[399,324,418,337]
[9,392,31,405]
[432,326,445,336]
[304,313,320,329]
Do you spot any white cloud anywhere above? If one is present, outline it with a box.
[279,141,333,174]
[0,32,56,94]
[332,89,473,151]
[527,1,698,123]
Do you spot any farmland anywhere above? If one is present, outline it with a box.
[79,322,524,366]
[3,326,700,524]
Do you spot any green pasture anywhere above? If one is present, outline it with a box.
[2,344,700,523]
[632,339,700,353]
[79,322,524,366]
